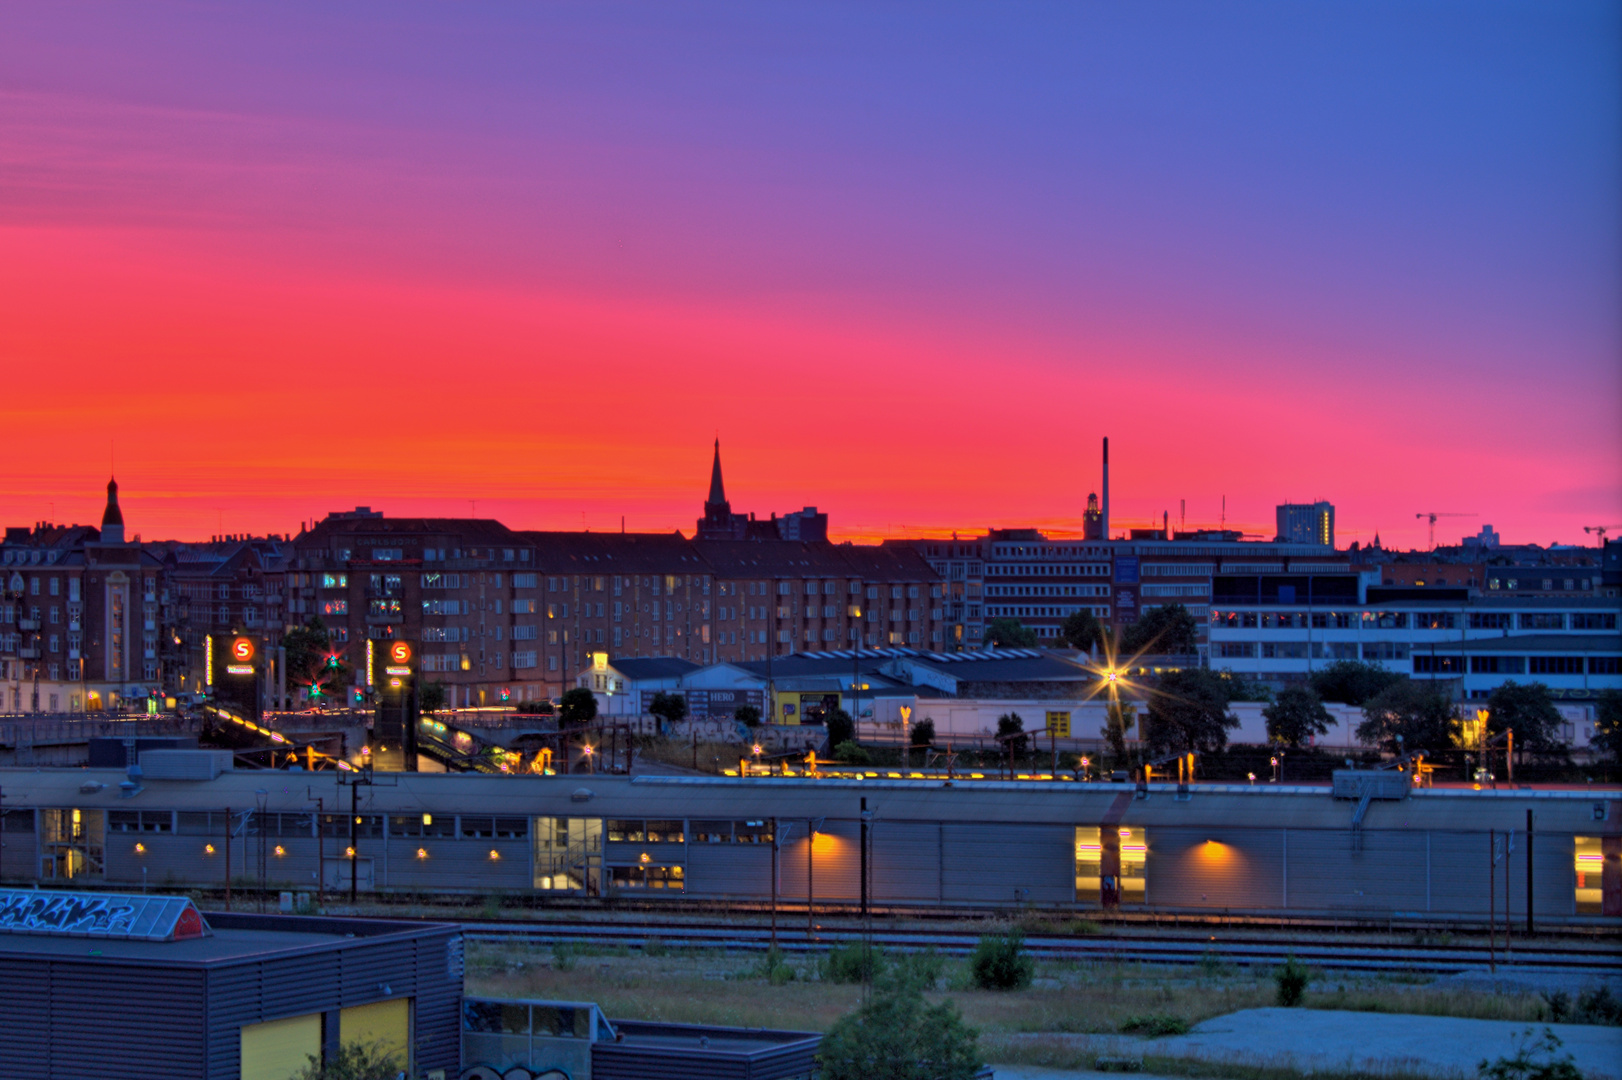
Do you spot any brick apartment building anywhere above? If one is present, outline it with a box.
[0,480,171,712]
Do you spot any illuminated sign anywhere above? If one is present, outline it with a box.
[225,664,255,676]
[389,641,412,665]
[231,637,256,663]
[384,666,412,677]
[1045,710,1071,738]
[591,652,608,672]
[205,636,214,687]
[365,640,374,687]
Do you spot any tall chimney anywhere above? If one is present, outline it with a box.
[1101,437,1110,541]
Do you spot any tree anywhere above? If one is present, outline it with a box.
[280,618,347,702]
[559,686,598,726]
[1061,609,1104,652]
[1102,700,1136,770]
[1144,668,1238,755]
[817,970,983,1080]
[1486,682,1565,756]
[910,716,936,746]
[419,681,446,713]
[1309,660,1404,706]
[1119,604,1198,656]
[293,1039,405,1080]
[734,703,762,728]
[996,712,1028,756]
[647,691,688,726]
[1593,689,1622,765]
[833,740,872,765]
[825,707,855,750]
[1356,679,1458,754]
[1263,686,1336,749]
[983,617,1038,648]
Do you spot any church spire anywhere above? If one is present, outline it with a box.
[706,438,727,508]
[100,477,126,544]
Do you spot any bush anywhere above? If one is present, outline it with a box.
[1119,1014,1190,1037]
[1275,955,1310,1007]
[551,942,576,972]
[895,948,945,990]
[822,941,885,984]
[832,740,872,765]
[970,929,1034,991]
[734,704,762,728]
[1477,1027,1582,1080]
[755,945,796,985]
[818,972,983,1080]
[1575,986,1621,1026]
[911,717,936,746]
[293,1039,405,1080]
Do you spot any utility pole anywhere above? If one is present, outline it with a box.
[1525,809,1535,937]
[224,806,232,911]
[770,817,779,951]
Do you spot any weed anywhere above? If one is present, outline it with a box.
[1274,956,1309,1008]
[821,941,885,984]
[1199,948,1230,978]
[1120,1013,1191,1037]
[550,942,576,972]
[1477,1027,1582,1080]
[1575,986,1621,1026]
[971,929,1035,991]
[1540,991,1570,1023]
[894,948,945,989]
[643,935,668,958]
[754,946,797,985]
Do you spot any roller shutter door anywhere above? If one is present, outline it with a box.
[340,997,412,1066]
[240,1012,322,1080]
[940,824,1072,904]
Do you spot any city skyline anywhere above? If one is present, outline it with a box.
[2,2,1618,548]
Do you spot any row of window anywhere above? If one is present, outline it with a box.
[1212,610,1615,631]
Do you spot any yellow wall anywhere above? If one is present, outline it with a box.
[240,1012,321,1080]
[340,997,412,1067]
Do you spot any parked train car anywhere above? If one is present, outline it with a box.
[0,766,1616,923]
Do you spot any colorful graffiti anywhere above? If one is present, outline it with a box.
[0,890,207,941]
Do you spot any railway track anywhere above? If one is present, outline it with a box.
[462,917,1622,975]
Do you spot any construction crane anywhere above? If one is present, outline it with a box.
[1415,511,1476,550]
[1584,525,1621,546]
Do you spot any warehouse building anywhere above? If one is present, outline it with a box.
[0,891,461,1080]
[0,767,1616,922]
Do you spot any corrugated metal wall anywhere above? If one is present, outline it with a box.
[686,843,773,898]
[1,810,37,879]
[778,820,860,901]
[1145,827,1284,910]
[1285,830,1430,913]
[0,960,208,1079]
[870,821,941,903]
[383,837,531,891]
[940,823,1073,904]
[202,924,462,1079]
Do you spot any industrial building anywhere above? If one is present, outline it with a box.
[1,768,1615,923]
[0,893,461,1080]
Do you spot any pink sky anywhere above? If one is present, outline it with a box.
[2,3,1618,549]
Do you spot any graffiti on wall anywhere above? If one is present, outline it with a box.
[0,889,206,941]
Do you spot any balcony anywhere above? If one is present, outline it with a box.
[19,648,39,659]
[17,619,40,631]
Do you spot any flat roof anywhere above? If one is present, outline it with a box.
[0,911,455,967]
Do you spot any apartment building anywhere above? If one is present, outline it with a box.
[0,480,171,711]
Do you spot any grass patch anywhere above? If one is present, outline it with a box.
[983,1035,1443,1080]
[1120,1013,1191,1037]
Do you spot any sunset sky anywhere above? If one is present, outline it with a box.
[2,2,1618,549]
